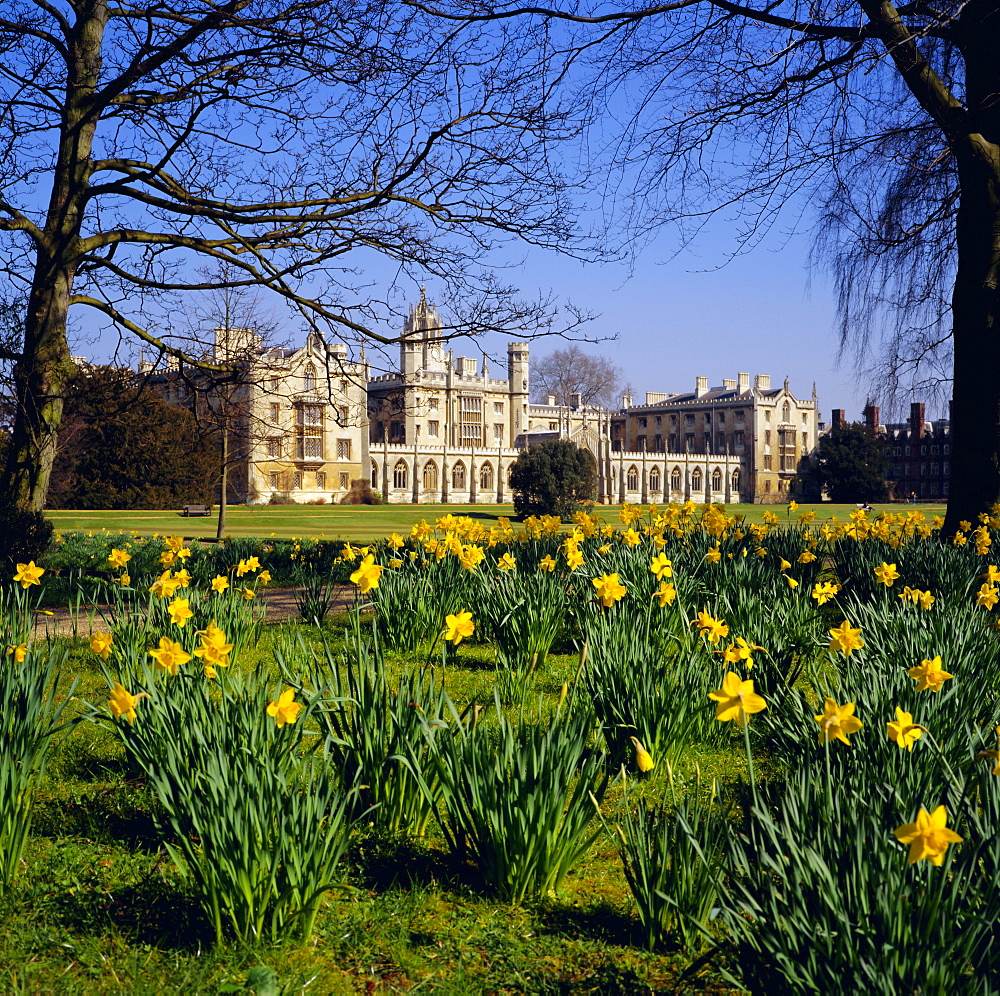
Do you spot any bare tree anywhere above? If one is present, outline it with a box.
[531,344,623,408]
[416,0,1000,528]
[0,1,594,513]
[175,264,285,538]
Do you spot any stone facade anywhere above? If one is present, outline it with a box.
[151,294,821,506]
[610,374,821,503]
[150,328,370,505]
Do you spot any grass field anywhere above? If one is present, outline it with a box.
[46,501,946,542]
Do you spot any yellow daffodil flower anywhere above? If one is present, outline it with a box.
[887,707,923,751]
[90,631,114,660]
[592,573,627,608]
[388,533,405,550]
[630,736,655,773]
[908,655,953,692]
[798,550,817,564]
[894,805,962,865]
[693,610,729,644]
[242,587,256,600]
[497,552,517,572]
[6,643,28,663]
[109,682,144,724]
[705,546,722,564]
[14,561,44,588]
[350,554,384,592]
[267,688,303,728]
[211,575,230,593]
[874,562,900,586]
[167,597,194,628]
[108,548,131,569]
[976,582,999,609]
[785,576,799,589]
[828,620,864,655]
[539,555,556,573]
[119,573,131,587]
[653,582,676,607]
[708,671,766,725]
[723,636,765,670]
[444,610,475,645]
[149,636,191,675]
[814,697,863,745]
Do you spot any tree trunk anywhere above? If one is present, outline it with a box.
[0,0,107,513]
[0,279,78,511]
[217,426,229,540]
[942,8,1000,533]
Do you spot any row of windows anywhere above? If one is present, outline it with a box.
[268,470,351,491]
[623,466,740,492]
[388,461,498,491]
[893,444,950,456]
[265,437,353,460]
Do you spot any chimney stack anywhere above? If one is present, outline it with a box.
[737,372,750,392]
[695,375,709,397]
[910,402,926,440]
[831,408,846,430]
[864,403,880,431]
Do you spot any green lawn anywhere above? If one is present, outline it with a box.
[45,502,946,543]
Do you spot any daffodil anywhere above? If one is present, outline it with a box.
[785,575,799,589]
[723,636,765,669]
[267,688,303,728]
[564,547,585,570]
[814,697,863,745]
[167,597,194,628]
[109,682,143,724]
[149,570,182,599]
[388,533,405,550]
[258,569,271,584]
[798,550,817,564]
[6,643,27,663]
[242,587,256,600]
[350,554,383,592]
[592,573,627,608]
[894,805,962,865]
[653,582,676,606]
[874,562,900,586]
[497,552,517,571]
[539,555,556,573]
[13,561,44,588]
[621,528,642,547]
[630,736,655,773]
[211,574,230,593]
[704,546,722,564]
[908,655,953,692]
[693,610,729,644]
[108,548,131,569]
[976,582,999,609]
[828,620,864,655]
[887,707,923,751]
[149,636,191,675]
[119,572,131,586]
[811,581,841,605]
[708,671,766,725]
[444,610,475,645]
[90,631,114,660]
[193,622,233,667]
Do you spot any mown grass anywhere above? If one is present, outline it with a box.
[3,617,745,994]
[46,502,945,543]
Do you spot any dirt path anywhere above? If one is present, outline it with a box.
[31,585,360,638]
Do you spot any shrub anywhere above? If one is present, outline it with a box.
[267,491,297,505]
[509,439,596,520]
[0,506,54,565]
[340,479,382,505]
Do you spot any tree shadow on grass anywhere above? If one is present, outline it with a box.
[45,878,209,951]
[534,899,644,950]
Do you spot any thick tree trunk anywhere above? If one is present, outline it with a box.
[0,1,107,513]
[942,8,1000,533]
[945,162,1000,532]
[1,278,78,511]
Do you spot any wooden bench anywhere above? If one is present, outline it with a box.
[181,504,212,517]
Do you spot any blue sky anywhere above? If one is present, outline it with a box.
[505,220,882,426]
